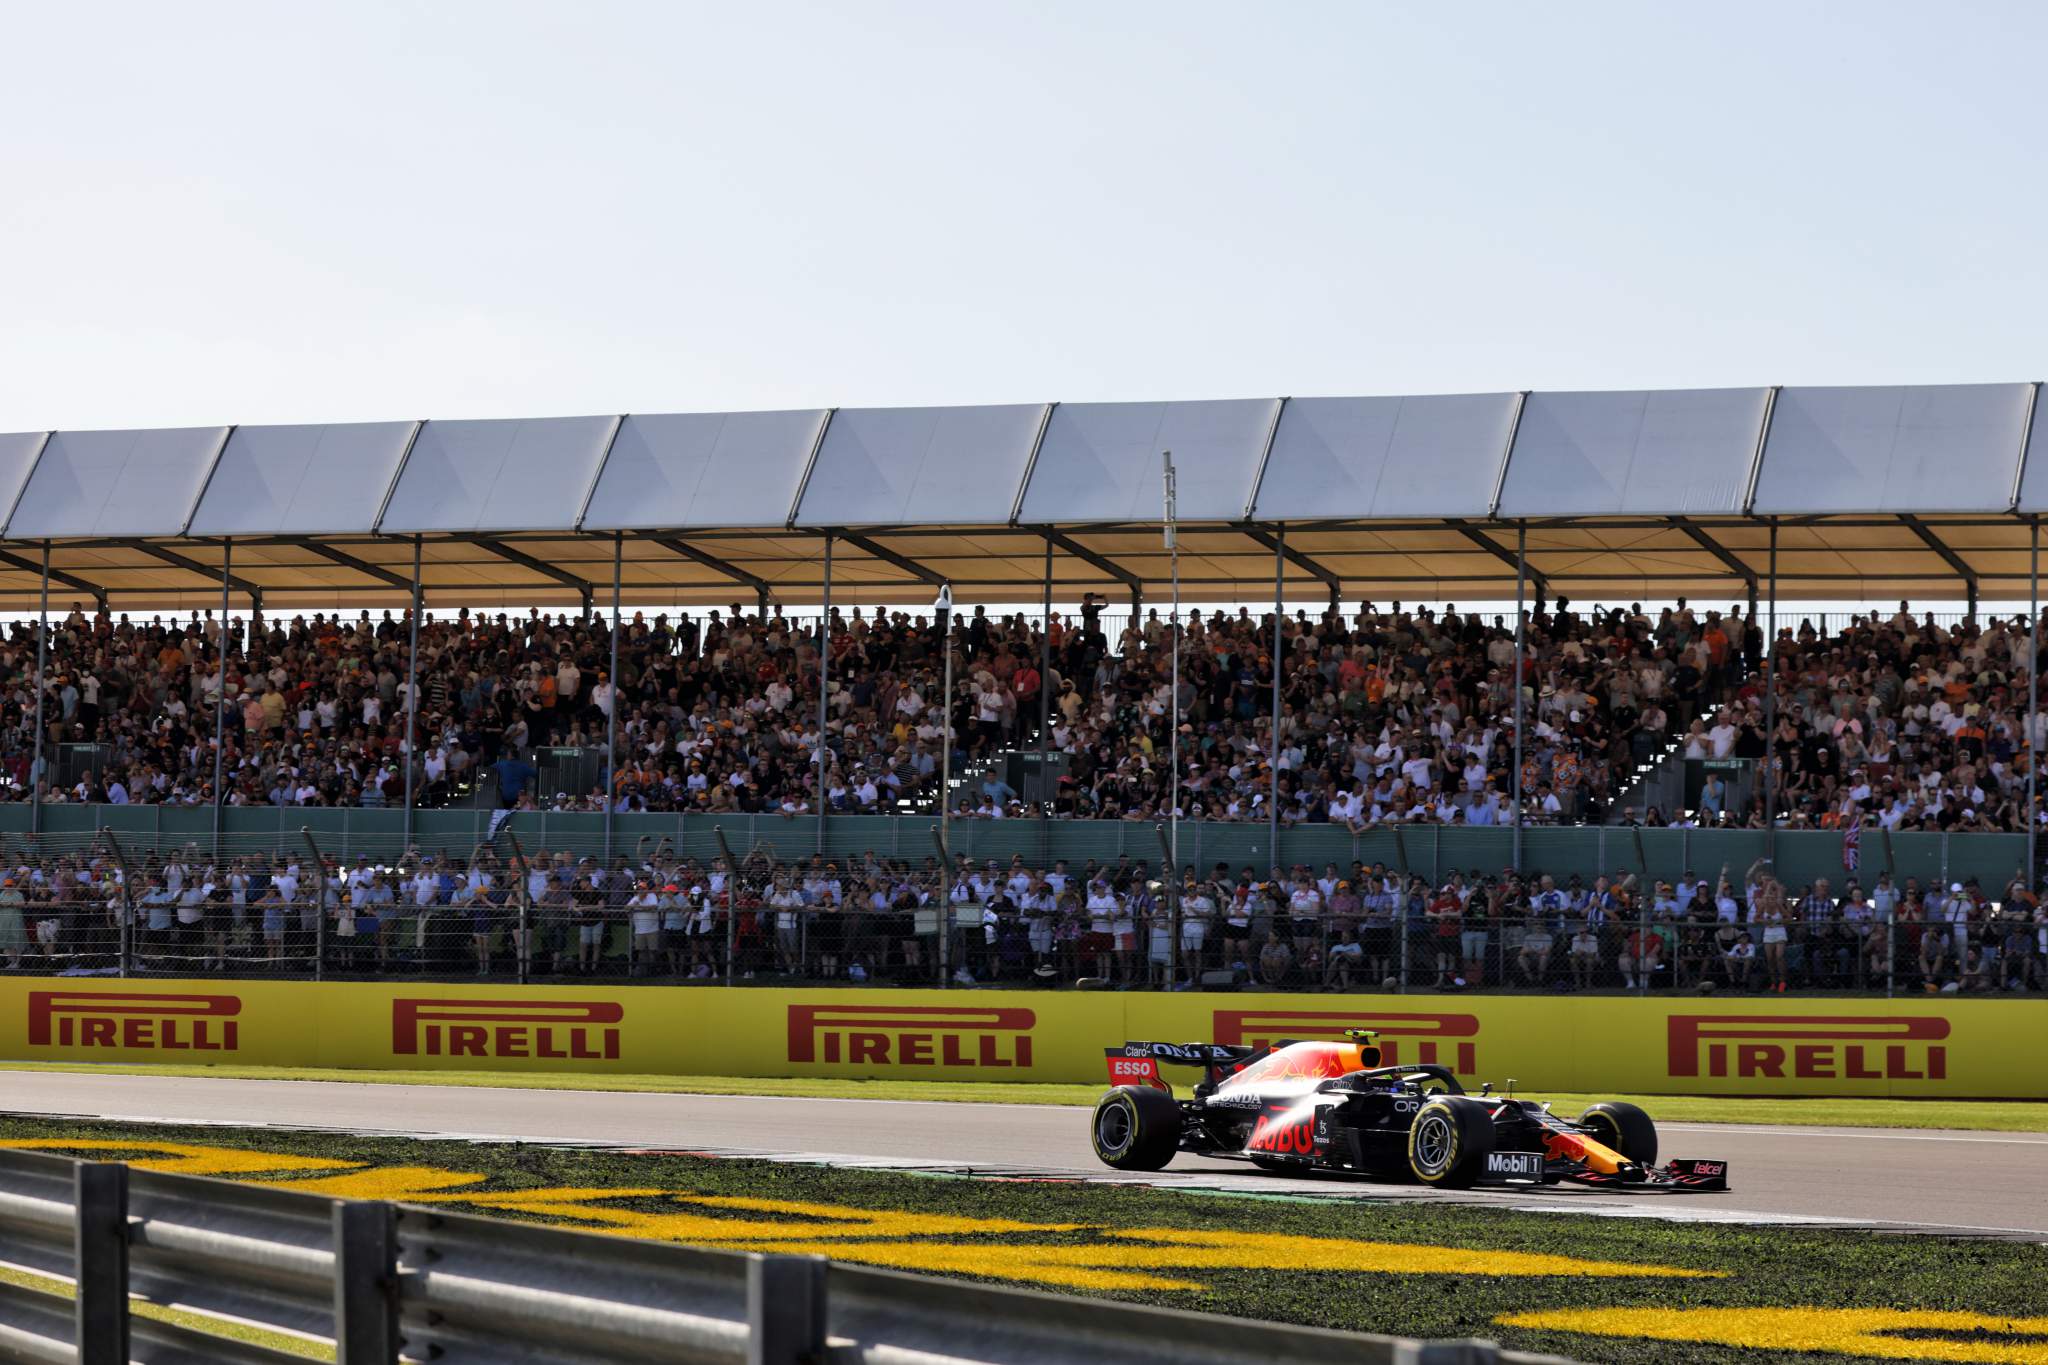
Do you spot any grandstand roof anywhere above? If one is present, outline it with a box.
[3,382,2045,611]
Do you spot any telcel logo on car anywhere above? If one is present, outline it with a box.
[392,999,623,1060]
[1667,1014,1950,1081]
[787,1005,1035,1067]
[1212,1010,1480,1075]
[28,991,241,1051]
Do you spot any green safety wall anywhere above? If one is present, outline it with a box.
[0,804,2023,891]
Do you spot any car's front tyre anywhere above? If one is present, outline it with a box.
[1407,1095,1496,1187]
[1091,1085,1182,1170]
[1578,1101,1658,1166]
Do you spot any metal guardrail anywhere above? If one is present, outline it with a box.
[0,1150,1576,1365]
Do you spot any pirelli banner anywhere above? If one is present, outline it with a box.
[3,981,2043,1098]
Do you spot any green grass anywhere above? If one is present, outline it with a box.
[4,1059,2045,1132]
[0,1263,329,1360]
[2,1116,2043,1365]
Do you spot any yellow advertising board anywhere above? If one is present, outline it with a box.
[1,980,2040,1098]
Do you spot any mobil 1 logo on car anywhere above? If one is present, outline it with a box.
[1481,1150,1546,1181]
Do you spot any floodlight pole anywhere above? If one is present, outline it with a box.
[30,540,48,833]
[1513,523,1526,872]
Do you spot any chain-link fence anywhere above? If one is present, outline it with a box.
[2,827,2042,997]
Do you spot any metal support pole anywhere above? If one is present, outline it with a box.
[303,827,327,982]
[1764,519,1778,859]
[507,832,533,985]
[2030,517,2039,878]
[605,531,622,860]
[1039,535,1052,799]
[1886,905,1896,1000]
[1513,523,1527,872]
[932,823,951,985]
[74,1162,129,1365]
[714,825,738,988]
[212,537,230,853]
[818,534,832,852]
[937,592,953,983]
[30,540,48,833]
[1269,525,1284,868]
[747,1254,828,1365]
[333,1201,399,1365]
[403,535,422,850]
[1164,452,1181,982]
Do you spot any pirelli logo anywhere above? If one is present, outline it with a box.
[392,999,623,1060]
[1668,1014,1950,1081]
[787,1004,1035,1068]
[28,991,240,1052]
[1213,1010,1480,1075]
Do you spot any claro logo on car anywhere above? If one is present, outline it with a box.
[26,991,241,1051]
[1666,1014,1950,1081]
[787,1004,1035,1067]
[391,999,623,1060]
[1212,1010,1481,1075]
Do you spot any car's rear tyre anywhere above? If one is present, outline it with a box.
[1578,1101,1658,1166]
[1091,1086,1181,1170]
[1407,1095,1495,1187]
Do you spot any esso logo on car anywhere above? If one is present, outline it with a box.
[1109,1059,1155,1079]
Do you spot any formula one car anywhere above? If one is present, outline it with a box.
[1092,1032,1729,1190]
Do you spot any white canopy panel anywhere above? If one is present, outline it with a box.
[2012,384,2048,513]
[1752,383,2033,514]
[5,427,230,538]
[796,404,1045,527]
[1252,393,1516,520]
[0,433,51,530]
[581,410,825,531]
[378,416,618,533]
[1016,399,1279,524]
[189,421,418,536]
[1497,388,1768,517]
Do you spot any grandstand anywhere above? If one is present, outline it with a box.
[0,383,2043,995]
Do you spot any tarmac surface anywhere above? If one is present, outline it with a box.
[8,1071,2046,1240]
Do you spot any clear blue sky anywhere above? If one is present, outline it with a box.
[2,1,2041,432]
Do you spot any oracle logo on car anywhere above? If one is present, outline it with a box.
[27,991,240,1052]
[1666,1014,1950,1082]
[1212,1010,1481,1075]
[787,1005,1035,1068]
[392,999,623,1061]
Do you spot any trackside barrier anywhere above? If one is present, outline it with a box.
[4,980,2043,1097]
[0,1151,1577,1365]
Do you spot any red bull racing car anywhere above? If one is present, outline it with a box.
[1092,1031,1729,1190]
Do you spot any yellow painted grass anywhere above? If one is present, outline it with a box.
[1501,1307,2048,1364]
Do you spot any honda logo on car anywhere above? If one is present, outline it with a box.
[392,999,623,1060]
[787,1005,1035,1067]
[1212,1010,1480,1074]
[1667,1014,1949,1081]
[27,991,240,1051]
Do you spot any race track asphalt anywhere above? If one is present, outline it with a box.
[7,1072,2046,1240]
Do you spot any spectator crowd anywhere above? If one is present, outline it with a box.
[0,593,2041,839]
[3,842,2042,996]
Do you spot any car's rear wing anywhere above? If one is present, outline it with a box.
[1104,1041,1253,1090]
